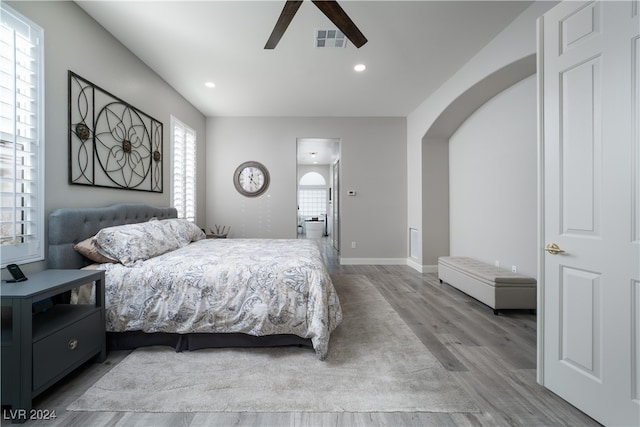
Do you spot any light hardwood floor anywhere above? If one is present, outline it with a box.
[2,239,600,426]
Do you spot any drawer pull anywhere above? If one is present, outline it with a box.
[68,339,78,350]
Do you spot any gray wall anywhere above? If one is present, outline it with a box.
[206,117,407,261]
[407,1,555,270]
[9,1,206,274]
[449,75,537,277]
[420,137,450,271]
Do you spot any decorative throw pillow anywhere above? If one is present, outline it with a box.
[73,236,117,264]
[160,218,205,246]
[94,220,181,266]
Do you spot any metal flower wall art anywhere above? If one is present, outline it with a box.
[69,71,163,192]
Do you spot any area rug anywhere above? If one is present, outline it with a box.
[68,274,478,413]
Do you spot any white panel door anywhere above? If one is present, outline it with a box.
[539,1,640,425]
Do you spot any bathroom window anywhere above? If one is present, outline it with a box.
[298,189,327,217]
[299,171,325,186]
[298,171,327,217]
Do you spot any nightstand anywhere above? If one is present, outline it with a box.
[1,269,106,423]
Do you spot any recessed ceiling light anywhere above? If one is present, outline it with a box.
[354,64,366,72]
[205,81,216,88]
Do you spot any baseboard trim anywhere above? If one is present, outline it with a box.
[339,258,407,266]
[339,257,438,274]
[406,259,438,274]
[407,258,422,272]
[423,265,438,274]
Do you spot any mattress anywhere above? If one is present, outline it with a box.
[89,238,342,360]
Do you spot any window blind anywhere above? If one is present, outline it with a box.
[171,116,196,222]
[0,4,44,266]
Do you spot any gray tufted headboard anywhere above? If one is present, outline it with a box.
[48,203,177,269]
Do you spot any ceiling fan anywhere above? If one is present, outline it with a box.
[265,0,368,49]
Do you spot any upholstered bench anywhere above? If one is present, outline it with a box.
[438,256,537,315]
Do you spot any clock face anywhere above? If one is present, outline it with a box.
[233,161,270,197]
[238,166,264,192]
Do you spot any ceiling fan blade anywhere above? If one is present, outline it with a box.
[311,0,367,48]
[265,0,304,49]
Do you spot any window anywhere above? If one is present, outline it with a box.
[299,171,326,186]
[298,188,327,217]
[298,172,327,218]
[171,116,196,222]
[0,4,44,267]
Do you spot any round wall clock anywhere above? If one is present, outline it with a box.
[233,161,270,197]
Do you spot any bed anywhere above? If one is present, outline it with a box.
[47,203,342,360]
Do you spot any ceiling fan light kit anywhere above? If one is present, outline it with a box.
[265,0,367,50]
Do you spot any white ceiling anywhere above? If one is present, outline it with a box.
[297,137,340,165]
[76,0,532,119]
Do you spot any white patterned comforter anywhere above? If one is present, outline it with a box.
[97,238,342,360]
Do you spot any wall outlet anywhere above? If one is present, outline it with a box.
[511,265,517,273]
[351,241,356,249]
[494,260,500,267]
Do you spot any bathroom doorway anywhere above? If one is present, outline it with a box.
[296,138,340,252]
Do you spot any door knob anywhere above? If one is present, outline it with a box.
[545,243,565,255]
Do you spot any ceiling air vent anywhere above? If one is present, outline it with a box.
[315,29,346,48]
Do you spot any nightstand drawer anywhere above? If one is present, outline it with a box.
[32,311,102,391]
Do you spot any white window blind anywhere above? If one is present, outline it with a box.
[0,4,44,267]
[171,116,196,222]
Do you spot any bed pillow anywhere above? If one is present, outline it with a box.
[94,220,181,266]
[160,218,205,246]
[73,237,117,264]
